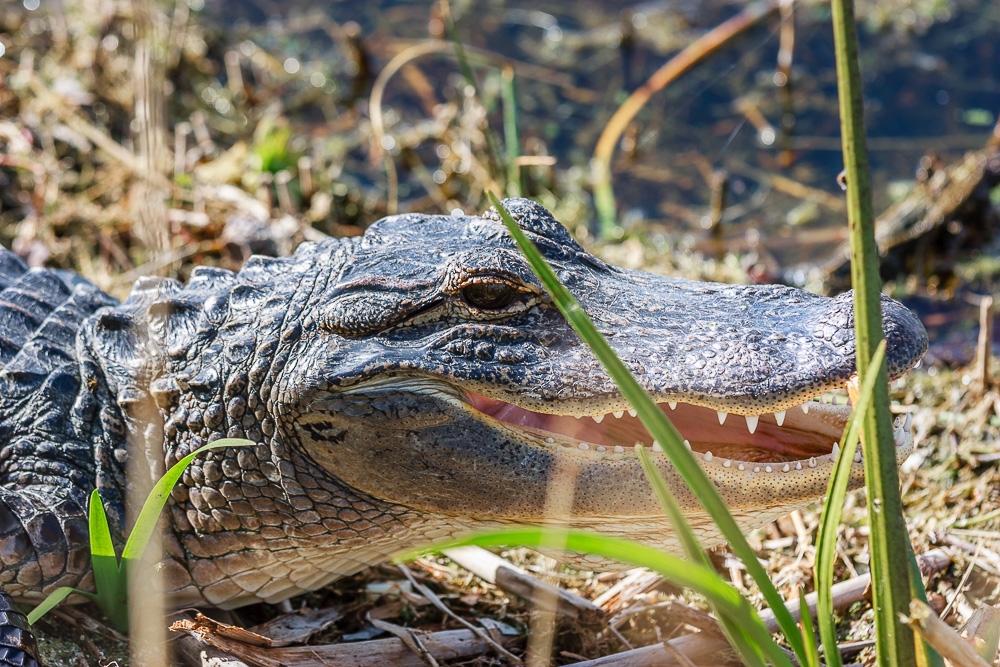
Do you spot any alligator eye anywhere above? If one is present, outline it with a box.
[462,282,516,310]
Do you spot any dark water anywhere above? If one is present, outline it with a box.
[204,0,1000,358]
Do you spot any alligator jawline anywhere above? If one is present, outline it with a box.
[466,390,886,464]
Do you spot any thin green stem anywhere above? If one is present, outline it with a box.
[829,1,915,664]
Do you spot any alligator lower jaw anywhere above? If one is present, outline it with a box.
[465,390,914,468]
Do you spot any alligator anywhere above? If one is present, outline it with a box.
[0,198,926,665]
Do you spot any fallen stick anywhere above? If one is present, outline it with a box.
[905,599,991,667]
[172,614,521,667]
[759,547,952,632]
[442,545,605,624]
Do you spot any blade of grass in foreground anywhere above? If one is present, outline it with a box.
[814,341,885,667]
[635,445,770,665]
[799,588,823,667]
[487,191,804,664]
[28,439,252,630]
[500,64,522,198]
[121,438,251,564]
[89,488,128,631]
[402,527,787,667]
[830,0,915,662]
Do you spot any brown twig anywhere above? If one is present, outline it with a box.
[397,563,523,665]
[591,0,780,231]
[905,599,992,667]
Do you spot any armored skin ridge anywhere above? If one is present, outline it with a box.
[0,199,925,666]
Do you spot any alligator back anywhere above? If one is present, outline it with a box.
[0,250,119,485]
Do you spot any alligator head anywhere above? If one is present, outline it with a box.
[278,198,926,554]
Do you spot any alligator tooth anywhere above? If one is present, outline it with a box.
[652,440,664,452]
[703,451,713,462]
[593,414,605,424]
[745,415,759,434]
[579,443,590,451]
[723,459,732,468]
[614,445,625,453]
[782,463,790,472]
[808,457,817,468]
[795,461,802,471]
[717,411,728,425]
[831,441,841,458]
[668,402,677,410]
[684,439,692,450]
[765,465,773,473]
[801,402,810,414]
[627,408,637,417]
[774,410,786,426]
[613,410,624,419]
[544,437,555,444]
[738,463,746,471]
[597,445,606,452]
[753,466,761,473]
[904,412,912,431]
[853,450,862,463]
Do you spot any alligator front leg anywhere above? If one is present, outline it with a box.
[0,486,91,667]
[0,593,40,667]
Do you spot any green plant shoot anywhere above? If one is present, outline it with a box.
[27,438,252,631]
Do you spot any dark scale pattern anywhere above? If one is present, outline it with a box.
[0,250,119,652]
[0,592,40,667]
[0,199,928,651]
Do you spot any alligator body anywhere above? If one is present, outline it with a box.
[0,199,926,665]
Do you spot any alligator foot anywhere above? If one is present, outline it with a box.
[0,592,41,667]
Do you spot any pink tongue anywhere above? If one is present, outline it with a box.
[466,392,650,446]
[469,393,549,428]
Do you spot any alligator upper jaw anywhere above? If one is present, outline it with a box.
[465,388,912,466]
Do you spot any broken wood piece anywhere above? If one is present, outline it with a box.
[247,605,346,647]
[366,615,441,667]
[958,604,1000,663]
[563,631,740,667]
[592,568,664,614]
[818,145,1000,290]
[442,545,605,623]
[171,613,522,667]
[905,599,992,667]
[759,547,952,632]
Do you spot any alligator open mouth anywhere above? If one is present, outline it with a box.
[466,390,913,468]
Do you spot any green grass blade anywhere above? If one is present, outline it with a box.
[814,340,885,667]
[403,527,788,667]
[487,191,804,664]
[907,543,945,667]
[830,0,915,662]
[635,447,711,567]
[27,587,93,625]
[121,438,251,564]
[500,64,522,198]
[798,588,823,667]
[636,446,769,666]
[88,489,129,631]
[440,0,503,181]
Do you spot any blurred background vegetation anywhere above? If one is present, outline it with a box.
[1,0,997,300]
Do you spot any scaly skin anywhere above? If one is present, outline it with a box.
[0,199,926,663]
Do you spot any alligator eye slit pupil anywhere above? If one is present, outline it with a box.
[462,283,515,310]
